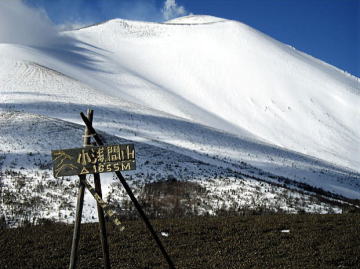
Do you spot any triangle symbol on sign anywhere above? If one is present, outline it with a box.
[80,166,89,174]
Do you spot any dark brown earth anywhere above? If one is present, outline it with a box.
[1,214,359,269]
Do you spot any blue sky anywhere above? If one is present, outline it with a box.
[25,0,359,77]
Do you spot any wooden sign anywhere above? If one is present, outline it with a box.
[51,144,136,177]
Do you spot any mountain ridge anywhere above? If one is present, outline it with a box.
[1,15,359,226]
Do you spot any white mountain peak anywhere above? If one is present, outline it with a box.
[1,15,359,225]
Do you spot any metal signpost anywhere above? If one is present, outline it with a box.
[51,109,175,269]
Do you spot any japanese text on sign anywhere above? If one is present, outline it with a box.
[51,144,136,177]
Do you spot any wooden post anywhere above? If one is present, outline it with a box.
[69,109,112,269]
[69,175,85,269]
[69,109,95,269]
[87,111,111,269]
[83,109,111,268]
[94,173,111,268]
[80,112,176,269]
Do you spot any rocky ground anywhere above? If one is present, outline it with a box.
[1,213,359,268]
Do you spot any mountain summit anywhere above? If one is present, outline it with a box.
[59,16,360,170]
[0,16,359,225]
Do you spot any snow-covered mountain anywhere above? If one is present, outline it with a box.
[1,15,359,225]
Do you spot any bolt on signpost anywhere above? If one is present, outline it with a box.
[51,109,175,269]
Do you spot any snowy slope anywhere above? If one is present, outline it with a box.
[3,15,358,171]
[0,111,345,226]
[69,17,360,171]
[1,54,359,199]
[1,15,359,224]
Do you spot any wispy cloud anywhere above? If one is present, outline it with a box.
[0,0,68,47]
[56,22,92,31]
[24,0,191,27]
[0,0,192,44]
[161,0,189,21]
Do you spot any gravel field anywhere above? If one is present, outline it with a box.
[1,214,359,268]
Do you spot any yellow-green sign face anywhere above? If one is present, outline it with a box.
[51,144,136,177]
